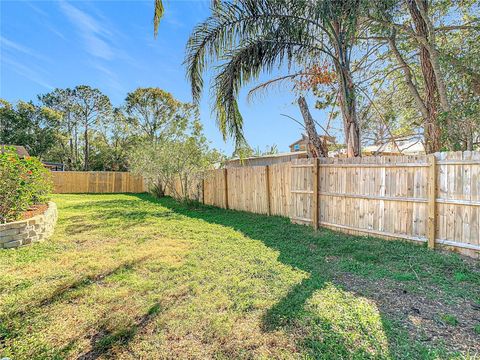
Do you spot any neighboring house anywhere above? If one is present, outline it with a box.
[0,144,65,170]
[0,144,30,158]
[289,134,309,152]
[225,151,308,168]
[289,134,336,155]
[43,162,65,171]
[226,135,426,168]
[363,137,425,156]
[328,148,347,158]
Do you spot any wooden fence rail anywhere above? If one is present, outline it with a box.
[166,151,480,258]
[52,172,145,193]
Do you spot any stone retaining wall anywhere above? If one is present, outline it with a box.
[0,202,58,249]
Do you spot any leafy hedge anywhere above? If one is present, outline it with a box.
[0,146,52,223]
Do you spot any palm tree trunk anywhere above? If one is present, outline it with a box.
[297,96,328,157]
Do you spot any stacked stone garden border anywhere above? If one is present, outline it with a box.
[0,202,57,249]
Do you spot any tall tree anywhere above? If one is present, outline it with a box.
[71,86,112,170]
[0,99,60,159]
[185,0,367,157]
[369,0,479,152]
[39,88,80,169]
[89,108,137,171]
[124,88,195,143]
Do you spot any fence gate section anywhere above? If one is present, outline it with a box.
[290,158,319,229]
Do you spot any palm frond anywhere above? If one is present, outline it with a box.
[213,33,325,149]
[184,0,366,148]
[153,0,164,38]
[247,73,302,103]
[185,0,335,103]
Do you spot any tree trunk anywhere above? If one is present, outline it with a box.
[406,0,443,153]
[66,113,74,168]
[337,68,361,157]
[68,136,74,170]
[412,0,450,112]
[388,35,429,119]
[466,135,473,151]
[84,123,89,171]
[297,96,328,157]
[332,21,361,157]
[74,125,79,169]
[419,41,440,153]
[153,178,165,198]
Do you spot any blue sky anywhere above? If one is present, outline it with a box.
[0,0,337,154]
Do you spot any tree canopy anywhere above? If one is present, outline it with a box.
[181,0,480,155]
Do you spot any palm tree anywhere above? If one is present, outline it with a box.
[184,0,366,157]
[153,0,164,37]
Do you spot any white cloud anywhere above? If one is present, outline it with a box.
[58,0,114,60]
[2,56,54,90]
[0,36,50,62]
[26,1,67,40]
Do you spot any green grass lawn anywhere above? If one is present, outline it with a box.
[0,194,479,359]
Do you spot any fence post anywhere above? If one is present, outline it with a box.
[265,165,271,216]
[312,158,319,230]
[223,168,229,209]
[201,178,205,204]
[427,154,437,249]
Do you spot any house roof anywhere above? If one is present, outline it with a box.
[290,134,336,148]
[363,138,425,155]
[227,151,308,163]
[0,145,30,157]
[289,135,308,148]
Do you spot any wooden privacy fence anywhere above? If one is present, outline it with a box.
[52,172,145,193]
[167,151,480,258]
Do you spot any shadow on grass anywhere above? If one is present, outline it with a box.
[5,257,149,322]
[64,215,104,235]
[133,194,479,358]
[67,199,182,231]
[77,302,162,360]
[0,256,153,359]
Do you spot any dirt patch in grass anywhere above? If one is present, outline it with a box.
[335,272,480,354]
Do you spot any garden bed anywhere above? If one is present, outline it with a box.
[0,201,57,249]
[19,204,49,220]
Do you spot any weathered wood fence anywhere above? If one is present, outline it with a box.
[166,151,480,258]
[52,172,145,193]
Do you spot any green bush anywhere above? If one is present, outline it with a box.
[0,146,52,223]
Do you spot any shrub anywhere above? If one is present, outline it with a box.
[0,146,52,223]
[130,118,223,202]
